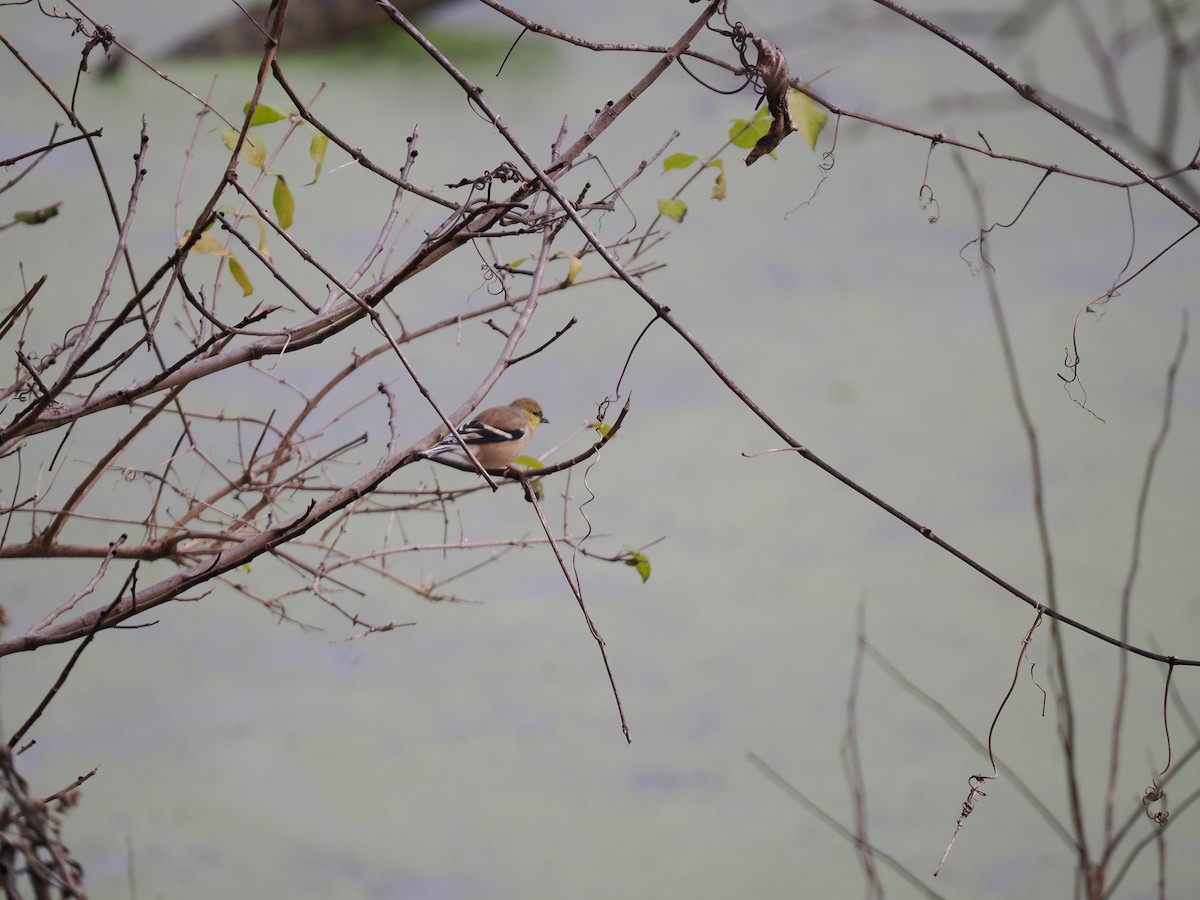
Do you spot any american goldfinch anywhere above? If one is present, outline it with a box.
[422,397,548,471]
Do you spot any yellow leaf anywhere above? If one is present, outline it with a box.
[622,549,651,583]
[242,133,267,169]
[249,215,271,261]
[228,255,253,296]
[220,128,267,168]
[787,89,828,149]
[657,198,687,223]
[711,171,727,200]
[273,175,294,230]
[185,230,228,256]
[307,129,328,184]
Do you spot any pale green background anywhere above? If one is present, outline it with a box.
[1,1,1198,897]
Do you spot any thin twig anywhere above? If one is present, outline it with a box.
[1104,314,1188,852]
[747,752,948,899]
[517,470,629,742]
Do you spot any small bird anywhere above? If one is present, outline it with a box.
[422,397,548,471]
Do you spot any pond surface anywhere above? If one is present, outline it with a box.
[2,1,1198,897]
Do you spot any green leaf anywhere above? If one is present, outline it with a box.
[244,101,288,126]
[729,106,772,149]
[592,421,612,437]
[307,128,329,185]
[788,89,828,148]
[273,175,295,230]
[510,464,544,499]
[227,254,253,296]
[564,254,582,284]
[657,198,687,223]
[663,152,698,172]
[622,548,651,583]
[13,203,61,225]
